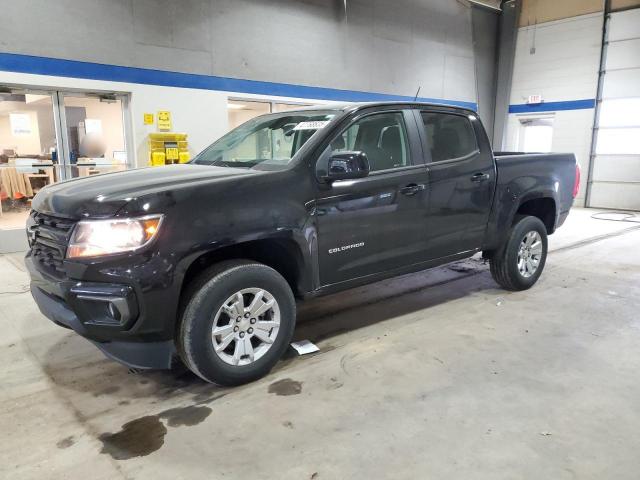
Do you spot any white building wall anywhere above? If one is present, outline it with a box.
[504,13,603,206]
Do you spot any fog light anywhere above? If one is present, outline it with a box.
[70,284,137,328]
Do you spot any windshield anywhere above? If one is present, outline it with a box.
[193,110,338,169]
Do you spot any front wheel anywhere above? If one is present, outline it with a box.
[489,215,548,291]
[177,260,296,385]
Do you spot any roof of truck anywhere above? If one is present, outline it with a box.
[284,101,476,115]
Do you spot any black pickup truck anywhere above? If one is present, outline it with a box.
[26,102,579,385]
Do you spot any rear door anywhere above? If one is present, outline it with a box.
[415,109,495,259]
[314,109,430,286]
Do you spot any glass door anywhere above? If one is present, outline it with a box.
[0,89,61,237]
[58,92,130,180]
[0,87,132,253]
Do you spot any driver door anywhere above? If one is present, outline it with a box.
[315,110,430,286]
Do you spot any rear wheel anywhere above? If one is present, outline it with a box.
[489,215,548,291]
[177,260,296,385]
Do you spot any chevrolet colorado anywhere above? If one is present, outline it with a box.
[25,102,579,385]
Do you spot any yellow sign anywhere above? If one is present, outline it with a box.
[157,111,172,131]
[165,147,179,161]
[143,113,154,125]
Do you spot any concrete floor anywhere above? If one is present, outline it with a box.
[1,207,639,479]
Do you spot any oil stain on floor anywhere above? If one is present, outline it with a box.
[159,405,212,427]
[56,435,76,449]
[268,378,303,396]
[98,405,213,460]
[99,416,167,460]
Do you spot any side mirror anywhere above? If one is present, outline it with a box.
[326,151,370,181]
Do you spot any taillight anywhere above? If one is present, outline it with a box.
[573,163,581,198]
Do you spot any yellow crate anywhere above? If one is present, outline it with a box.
[148,133,189,166]
[150,151,166,166]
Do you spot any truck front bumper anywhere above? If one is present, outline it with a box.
[27,256,175,370]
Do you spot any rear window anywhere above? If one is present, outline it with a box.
[420,112,478,162]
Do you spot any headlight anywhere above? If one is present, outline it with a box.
[67,214,163,259]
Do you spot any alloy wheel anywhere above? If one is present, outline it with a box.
[517,230,543,278]
[211,288,281,366]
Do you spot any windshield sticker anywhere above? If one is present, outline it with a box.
[294,120,331,131]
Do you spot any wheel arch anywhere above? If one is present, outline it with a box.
[178,236,311,302]
[483,191,557,258]
[514,195,557,234]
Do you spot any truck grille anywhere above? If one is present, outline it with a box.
[27,211,77,278]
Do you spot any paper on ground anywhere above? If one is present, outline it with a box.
[290,339,320,355]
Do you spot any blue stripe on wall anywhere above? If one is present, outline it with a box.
[508,99,595,113]
[0,52,477,111]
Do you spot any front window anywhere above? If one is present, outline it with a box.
[326,112,411,172]
[194,111,338,170]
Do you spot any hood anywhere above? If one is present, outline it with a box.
[32,164,261,218]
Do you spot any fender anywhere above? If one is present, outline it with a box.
[175,226,316,297]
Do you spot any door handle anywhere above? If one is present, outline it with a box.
[399,183,426,196]
[471,173,490,182]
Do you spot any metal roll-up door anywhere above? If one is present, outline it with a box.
[588,7,640,210]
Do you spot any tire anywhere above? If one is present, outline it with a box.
[177,260,296,386]
[489,215,548,291]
